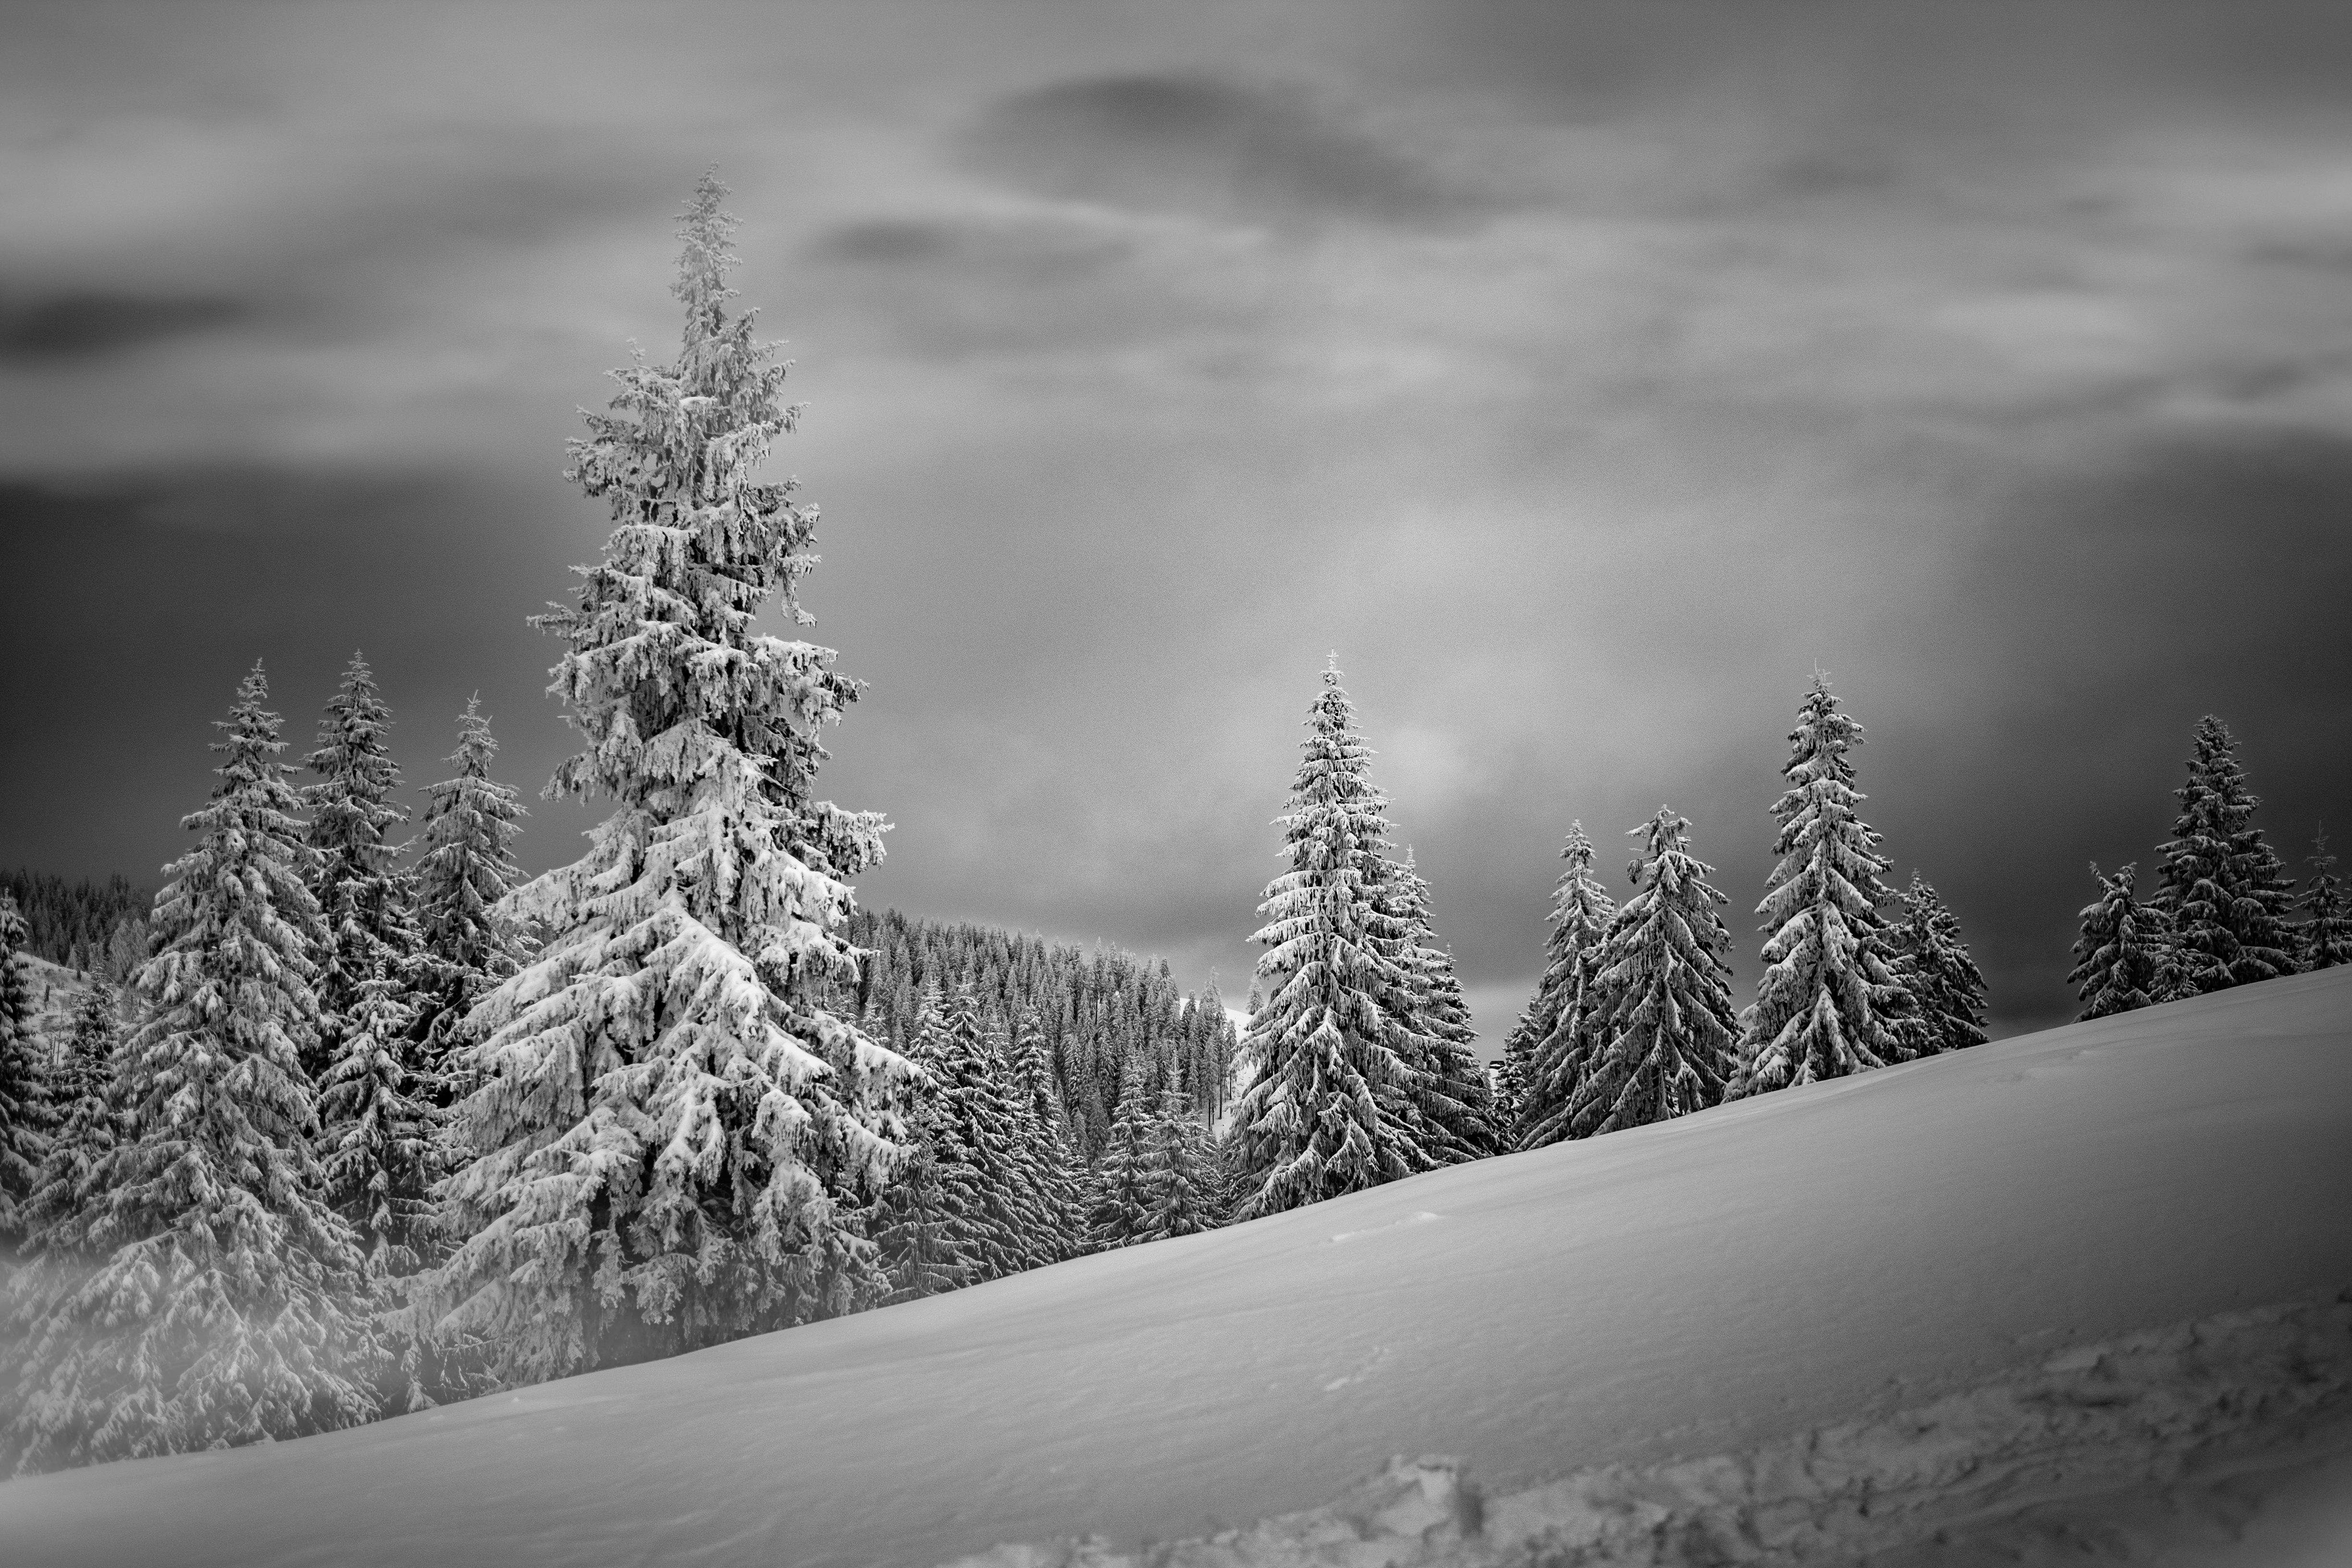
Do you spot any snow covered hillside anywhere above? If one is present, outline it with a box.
[7,969,2351,1568]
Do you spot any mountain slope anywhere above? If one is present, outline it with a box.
[6,969,2351,1567]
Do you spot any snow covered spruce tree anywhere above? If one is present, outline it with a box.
[2154,716,2297,993]
[20,983,121,1254]
[305,651,419,1085]
[923,985,1041,1281]
[874,998,972,1302]
[1085,1055,1158,1249]
[2069,863,2172,1019]
[408,698,528,1102]
[1508,822,1617,1152]
[0,893,46,1256]
[1137,1087,1223,1243]
[1561,806,1738,1137]
[2300,832,2351,970]
[1007,1004,1085,1259]
[1381,849,1501,1164]
[416,173,914,1384]
[1887,871,1987,1056]
[1231,661,1430,1219]
[4,665,377,1473]
[1733,674,1909,1096]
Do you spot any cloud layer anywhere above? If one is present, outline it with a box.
[5,0,2350,1039]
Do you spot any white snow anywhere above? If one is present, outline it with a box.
[6,968,2351,1567]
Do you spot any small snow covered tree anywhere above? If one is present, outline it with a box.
[874,999,972,1303]
[305,651,418,1084]
[318,971,437,1279]
[2299,832,2351,971]
[2068,862,2172,1019]
[408,698,528,1101]
[924,986,1039,1282]
[1005,1004,1083,1265]
[1734,675,1908,1096]
[419,175,914,1384]
[1136,1087,1222,1243]
[1564,806,1738,1137]
[1085,1055,1158,1249]
[4,665,376,1473]
[0,893,46,1254]
[1888,872,1987,1056]
[20,983,122,1251]
[1510,822,1617,1152]
[1231,662,1429,1219]
[1381,850,1501,1165]
[2154,716,2297,993]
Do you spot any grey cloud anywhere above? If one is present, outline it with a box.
[0,293,248,362]
[963,74,1494,233]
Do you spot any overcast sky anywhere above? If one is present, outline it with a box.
[4,0,2350,1042]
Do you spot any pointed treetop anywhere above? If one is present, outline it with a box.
[673,167,741,326]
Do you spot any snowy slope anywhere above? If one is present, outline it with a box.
[6,969,2351,1567]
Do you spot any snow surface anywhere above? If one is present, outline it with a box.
[6,968,2351,1567]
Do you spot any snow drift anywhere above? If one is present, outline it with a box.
[5,969,2350,1567]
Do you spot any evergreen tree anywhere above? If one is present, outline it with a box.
[874,999,969,1303]
[1888,871,1988,1056]
[1734,675,1908,1096]
[1231,662,1429,1220]
[925,986,1037,1282]
[1085,1056,1158,1249]
[417,176,913,1386]
[2154,716,2297,992]
[4,664,376,1473]
[1381,850,1501,1165]
[1136,1088,1221,1243]
[408,698,528,1102]
[1006,1004,1083,1264]
[0,894,46,1254]
[318,973,437,1277]
[1565,807,1739,1137]
[305,651,418,1084]
[2069,862,2171,1019]
[2295,831,2350,971]
[20,983,120,1250]
[1511,822,1617,1152]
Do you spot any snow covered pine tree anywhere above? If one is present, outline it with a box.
[408,698,528,1102]
[1382,851,1502,1164]
[0,892,45,1256]
[1232,661,1430,1219]
[2068,862,2183,1019]
[305,651,419,1085]
[4,664,378,1473]
[417,172,914,1385]
[1733,674,1910,1096]
[2300,832,2351,970]
[2155,716,2297,993]
[1563,806,1739,1137]
[1888,871,1987,1056]
[1508,822,1617,1152]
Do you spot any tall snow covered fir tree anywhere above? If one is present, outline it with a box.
[304,652,418,1084]
[1508,822,1617,1152]
[0,893,44,1254]
[416,173,915,1386]
[2154,716,2297,993]
[1888,872,1987,1056]
[2300,832,2351,970]
[408,698,528,1100]
[1734,675,1909,1096]
[4,665,378,1474]
[1232,661,1430,1219]
[2069,863,2171,1019]
[1563,806,1739,1137]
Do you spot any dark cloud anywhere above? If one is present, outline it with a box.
[0,467,600,887]
[0,293,247,362]
[1861,429,2352,1031]
[963,74,1494,232]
